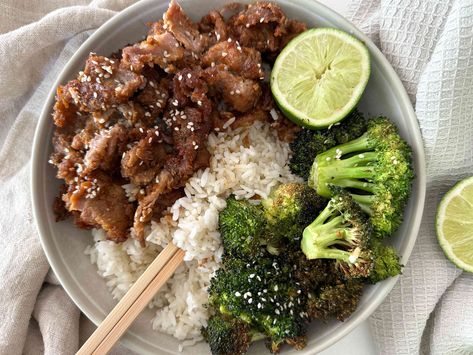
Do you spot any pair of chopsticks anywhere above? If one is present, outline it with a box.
[77,243,185,355]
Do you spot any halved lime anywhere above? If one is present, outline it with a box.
[436,176,473,273]
[271,28,370,129]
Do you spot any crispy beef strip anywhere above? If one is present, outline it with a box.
[83,124,128,174]
[201,41,264,80]
[203,64,261,112]
[121,128,170,185]
[164,0,208,54]
[64,171,134,242]
[227,2,307,55]
[199,10,229,45]
[63,54,144,113]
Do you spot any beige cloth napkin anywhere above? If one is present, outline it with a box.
[1,0,472,354]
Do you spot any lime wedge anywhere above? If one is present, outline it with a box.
[436,176,473,273]
[271,28,370,128]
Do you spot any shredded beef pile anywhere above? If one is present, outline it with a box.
[50,1,306,245]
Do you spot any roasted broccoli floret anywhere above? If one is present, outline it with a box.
[368,239,402,283]
[289,109,367,179]
[262,183,326,245]
[301,190,374,279]
[307,279,364,321]
[218,195,266,258]
[207,256,308,353]
[203,314,264,355]
[308,117,414,237]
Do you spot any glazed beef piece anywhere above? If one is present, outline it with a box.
[227,1,307,54]
[121,128,170,185]
[199,10,229,45]
[64,172,134,242]
[83,124,128,174]
[163,0,208,54]
[60,54,144,113]
[203,65,261,112]
[202,40,263,79]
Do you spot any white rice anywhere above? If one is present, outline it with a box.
[85,121,301,348]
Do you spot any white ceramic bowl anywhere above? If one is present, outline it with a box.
[31,0,426,354]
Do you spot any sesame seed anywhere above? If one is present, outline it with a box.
[248,298,253,304]
[326,157,331,161]
[221,52,228,57]
[174,127,179,131]
[164,67,171,73]
[249,273,255,278]
[235,89,241,94]
[145,112,151,117]
[197,100,202,106]
[98,118,105,124]
[260,17,264,23]
[274,285,278,291]
[275,309,280,315]
[93,92,97,99]
[194,145,199,150]
[227,38,232,42]
[148,137,153,143]
[246,23,250,28]
[211,62,215,67]
[175,42,179,47]
[139,127,144,133]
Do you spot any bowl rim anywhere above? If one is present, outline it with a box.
[31,0,426,353]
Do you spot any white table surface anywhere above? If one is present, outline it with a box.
[315,3,378,355]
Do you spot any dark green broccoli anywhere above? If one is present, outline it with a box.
[218,195,266,259]
[285,246,337,294]
[301,190,374,279]
[308,117,414,237]
[202,313,264,355]
[368,239,402,283]
[207,255,308,353]
[307,279,364,321]
[262,183,326,245]
[289,109,367,179]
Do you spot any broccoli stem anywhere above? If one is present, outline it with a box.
[302,206,356,261]
[320,133,372,157]
[350,194,374,214]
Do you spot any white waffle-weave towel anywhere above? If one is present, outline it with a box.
[349,0,473,354]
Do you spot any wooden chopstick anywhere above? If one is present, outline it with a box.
[77,243,185,355]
